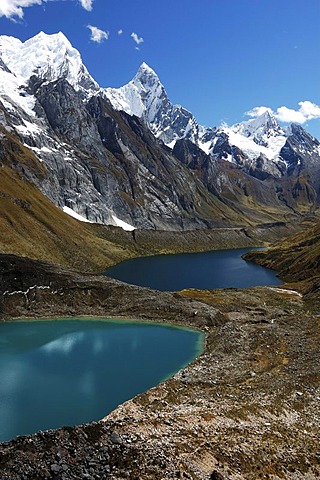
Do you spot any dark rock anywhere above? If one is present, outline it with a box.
[110,432,122,445]
[210,471,224,480]
[50,463,62,473]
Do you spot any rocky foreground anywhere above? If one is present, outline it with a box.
[0,254,319,479]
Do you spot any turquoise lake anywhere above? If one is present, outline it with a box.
[105,247,282,291]
[0,319,203,442]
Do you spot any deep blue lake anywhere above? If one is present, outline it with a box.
[0,319,203,442]
[105,248,282,291]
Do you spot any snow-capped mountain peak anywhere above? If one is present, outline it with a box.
[134,62,159,80]
[215,111,287,164]
[104,63,290,158]
[132,62,164,95]
[103,62,292,168]
[231,110,284,139]
[131,63,167,123]
[0,31,98,93]
[104,62,200,145]
[104,62,166,123]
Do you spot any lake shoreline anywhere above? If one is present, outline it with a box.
[0,318,205,442]
[0,249,319,479]
[104,247,282,291]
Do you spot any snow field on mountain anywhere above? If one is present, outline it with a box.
[221,126,287,161]
[0,32,97,92]
[0,69,36,118]
[63,206,93,223]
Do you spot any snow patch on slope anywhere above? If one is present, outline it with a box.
[112,215,135,231]
[63,206,93,223]
[63,207,135,231]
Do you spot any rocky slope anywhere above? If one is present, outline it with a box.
[0,133,309,272]
[0,32,319,233]
[0,251,319,479]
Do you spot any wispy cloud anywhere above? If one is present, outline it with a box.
[0,0,42,19]
[131,32,144,46]
[0,0,94,19]
[79,0,93,11]
[87,25,109,43]
[247,101,320,124]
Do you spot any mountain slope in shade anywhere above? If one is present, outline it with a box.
[0,31,319,232]
[0,164,133,271]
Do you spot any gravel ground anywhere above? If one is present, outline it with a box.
[0,256,319,479]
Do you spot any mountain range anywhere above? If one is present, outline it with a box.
[0,31,319,234]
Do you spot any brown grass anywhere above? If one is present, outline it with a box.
[0,166,132,271]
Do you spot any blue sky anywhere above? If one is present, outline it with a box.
[1,0,320,137]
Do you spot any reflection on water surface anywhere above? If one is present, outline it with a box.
[0,319,203,442]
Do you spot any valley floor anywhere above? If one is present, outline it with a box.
[0,254,319,479]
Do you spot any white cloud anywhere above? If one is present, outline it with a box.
[87,25,109,43]
[246,106,273,118]
[0,0,42,19]
[0,0,94,18]
[296,101,320,120]
[118,29,123,35]
[131,32,144,45]
[247,101,320,125]
[275,106,306,124]
[79,0,93,11]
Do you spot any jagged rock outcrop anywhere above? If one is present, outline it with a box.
[0,31,319,231]
[105,63,202,146]
[106,67,320,198]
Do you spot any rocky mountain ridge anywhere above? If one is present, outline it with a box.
[0,31,319,231]
[105,63,320,181]
[105,62,202,147]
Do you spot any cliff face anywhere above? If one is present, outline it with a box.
[0,32,320,235]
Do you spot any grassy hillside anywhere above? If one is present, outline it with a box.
[244,222,320,281]
[0,161,315,274]
[244,221,320,299]
[0,125,316,275]
[0,166,133,271]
